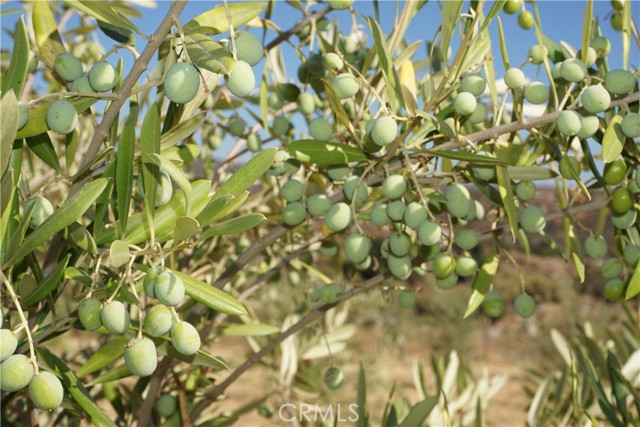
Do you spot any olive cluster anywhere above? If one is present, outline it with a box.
[78,269,200,378]
[1,316,64,410]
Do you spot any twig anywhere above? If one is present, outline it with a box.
[264,7,331,51]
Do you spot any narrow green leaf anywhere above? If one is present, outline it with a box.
[1,16,29,96]
[65,0,143,35]
[198,213,265,243]
[141,103,161,242]
[97,20,134,45]
[169,269,248,316]
[185,32,234,75]
[36,347,116,427]
[160,111,205,149]
[581,0,593,64]
[625,258,640,299]
[495,162,518,241]
[88,363,131,385]
[440,0,463,69]
[479,0,507,33]
[321,80,356,137]
[260,75,269,131]
[116,103,137,236]
[427,149,505,165]
[603,115,625,163]
[76,337,128,377]
[621,0,631,69]
[26,132,61,171]
[173,216,200,242]
[288,140,367,165]
[33,0,66,67]
[541,34,565,63]
[464,249,499,318]
[399,396,439,427]
[183,2,267,34]
[368,17,405,112]
[147,153,192,213]
[21,255,70,306]
[507,165,556,181]
[496,17,510,69]
[211,148,276,201]
[221,323,280,336]
[356,362,369,427]
[212,191,248,221]
[16,97,97,139]
[3,178,109,268]
[0,91,19,174]
[195,194,232,227]
[154,337,228,371]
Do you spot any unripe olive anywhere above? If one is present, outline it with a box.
[514,293,536,318]
[280,83,301,102]
[323,52,344,71]
[469,103,488,124]
[472,200,486,220]
[100,300,130,334]
[582,235,607,259]
[271,116,291,136]
[623,244,640,267]
[46,99,78,135]
[307,194,331,217]
[520,206,546,233]
[54,53,83,81]
[577,47,597,67]
[320,240,338,257]
[455,229,479,251]
[611,0,625,10]
[603,160,628,186]
[370,203,389,226]
[281,179,304,202]
[344,233,371,263]
[601,257,623,279]
[557,111,582,137]
[78,298,103,331]
[460,73,486,96]
[331,73,359,99]
[68,75,95,94]
[386,200,406,222]
[309,118,332,140]
[327,164,350,182]
[225,60,255,97]
[246,133,261,152]
[286,157,302,174]
[28,371,64,410]
[455,256,478,277]
[528,45,547,64]
[324,203,351,231]
[581,85,610,113]
[154,272,185,307]
[328,0,354,10]
[399,290,416,307]
[228,117,247,137]
[446,184,473,218]
[156,394,178,417]
[343,175,368,204]
[144,304,173,337]
[504,68,526,89]
[482,291,505,317]
[436,273,459,290]
[577,113,600,139]
[297,93,315,116]
[453,92,477,116]
[604,278,625,301]
[172,321,201,355]
[228,31,263,66]
[25,196,54,227]
[403,202,428,229]
[388,231,412,257]
[518,11,534,29]
[0,329,17,362]
[503,0,522,14]
[621,113,640,138]
[418,221,442,246]
[268,92,284,110]
[433,254,456,279]
[370,116,398,146]
[551,62,564,81]
[164,62,200,104]
[321,282,342,304]
[282,202,306,226]
[88,61,117,92]
[560,58,587,83]
[471,151,495,181]
[124,337,158,377]
[516,181,536,201]
[611,209,637,229]
[611,187,633,214]
[524,82,549,105]
[382,174,406,200]
[590,36,611,57]
[17,104,28,129]
[143,267,163,298]
[387,255,412,279]
[611,12,623,32]
[0,354,33,392]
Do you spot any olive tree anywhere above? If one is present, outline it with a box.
[0,0,638,425]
